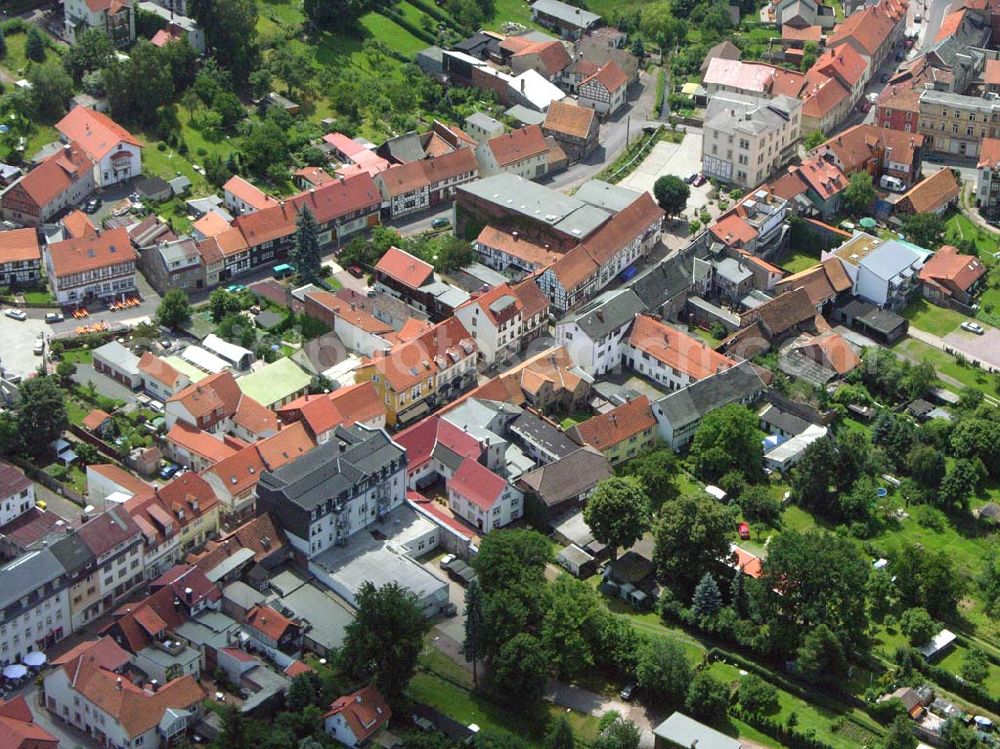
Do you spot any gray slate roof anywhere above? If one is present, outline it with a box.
[531,0,601,27]
[654,712,742,749]
[559,288,646,339]
[517,447,612,507]
[0,548,65,614]
[509,411,581,459]
[655,360,765,430]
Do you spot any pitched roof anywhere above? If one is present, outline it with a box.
[513,40,572,76]
[166,422,240,463]
[568,395,655,449]
[978,137,1000,168]
[305,290,394,334]
[793,331,861,375]
[395,415,483,470]
[775,256,851,304]
[582,60,628,93]
[793,158,847,201]
[378,148,478,198]
[363,317,476,392]
[138,352,185,389]
[812,44,868,89]
[0,228,40,267]
[278,382,385,436]
[192,211,231,238]
[0,695,58,749]
[82,408,112,431]
[543,100,597,140]
[561,288,645,339]
[8,144,92,210]
[464,282,524,326]
[710,213,758,247]
[375,246,434,289]
[800,73,850,119]
[516,446,611,506]
[512,276,549,319]
[88,463,153,498]
[782,24,823,41]
[487,125,549,167]
[46,227,136,279]
[76,506,141,557]
[167,371,243,420]
[745,287,816,336]
[256,422,315,470]
[899,168,959,213]
[655,361,766,431]
[475,225,562,268]
[935,7,966,41]
[829,0,906,57]
[814,124,924,173]
[448,458,508,510]
[245,604,298,641]
[325,686,391,744]
[223,176,278,211]
[61,210,98,240]
[918,244,986,292]
[628,315,736,380]
[55,107,140,161]
[187,512,286,573]
[0,461,31,498]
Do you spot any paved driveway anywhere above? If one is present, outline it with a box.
[942,326,1000,371]
[71,363,139,404]
[618,133,711,217]
[0,313,47,380]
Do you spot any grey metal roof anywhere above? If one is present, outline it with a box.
[92,341,140,373]
[509,411,581,459]
[465,112,503,131]
[859,239,922,281]
[531,0,601,28]
[505,105,547,126]
[381,131,425,164]
[48,532,95,575]
[258,425,405,512]
[517,447,612,507]
[716,257,754,284]
[628,232,712,311]
[655,361,765,430]
[574,180,642,214]
[0,548,65,613]
[705,92,801,137]
[654,713,742,749]
[273,581,354,650]
[559,288,646,339]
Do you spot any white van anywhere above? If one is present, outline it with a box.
[880,175,906,192]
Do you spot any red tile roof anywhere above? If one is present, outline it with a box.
[375,246,434,289]
[395,415,483,470]
[46,227,136,280]
[138,352,185,389]
[899,168,959,214]
[305,290,394,334]
[935,7,966,41]
[187,512,285,572]
[56,107,140,161]
[543,100,597,140]
[87,464,153,498]
[166,422,240,464]
[278,382,384,436]
[782,24,823,41]
[76,506,141,558]
[475,225,562,268]
[628,315,736,380]
[487,125,549,167]
[0,228,40,266]
[514,40,572,77]
[167,371,243,425]
[569,395,655,450]
[813,44,867,89]
[814,124,923,173]
[448,458,508,511]
[245,604,298,642]
[295,166,335,188]
[8,144,92,212]
[795,331,861,374]
[710,213,758,247]
[829,0,906,56]
[325,686,391,744]
[193,211,230,238]
[582,60,628,93]
[793,158,847,201]
[82,409,112,431]
[61,210,98,240]
[732,545,762,577]
[0,461,32,499]
[801,73,850,119]
[979,137,1000,168]
[985,58,1000,86]
[919,244,986,292]
[377,148,478,198]
[0,695,58,749]
[284,660,314,677]
[223,176,277,211]
[256,422,315,470]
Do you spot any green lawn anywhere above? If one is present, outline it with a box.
[0,30,34,79]
[358,12,429,54]
[900,298,965,337]
[892,337,1000,400]
[22,287,55,305]
[65,398,90,426]
[486,0,538,28]
[938,643,1000,699]
[705,661,882,749]
[61,349,93,365]
[780,250,820,274]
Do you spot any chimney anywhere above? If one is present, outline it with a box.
[150,679,159,692]
[338,441,347,453]
[521,78,526,93]
[596,309,604,322]
[184,587,193,603]
[355,694,363,704]
[116,677,123,691]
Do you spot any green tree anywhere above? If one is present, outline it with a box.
[593,713,640,749]
[884,716,917,749]
[654,492,733,594]
[104,41,175,126]
[285,672,322,709]
[940,718,978,749]
[217,705,248,749]
[269,44,314,97]
[689,404,763,483]
[906,444,946,490]
[25,27,45,63]
[950,418,1000,479]
[0,28,6,58]
[160,38,200,90]
[475,730,530,749]
[891,544,964,619]
[541,575,605,679]
[583,476,650,561]
[902,212,946,250]
[619,445,679,511]
[980,549,1000,617]
[736,674,778,716]
[691,572,722,617]
[340,581,427,704]
[28,61,74,121]
[545,718,574,749]
[684,672,729,723]
[241,118,290,179]
[761,530,869,653]
[635,639,691,709]
[292,207,322,284]
[640,2,688,49]
[491,633,549,707]
[899,607,937,645]
[803,130,826,150]
[15,376,68,456]
[189,0,260,85]
[653,175,690,218]
[801,41,818,71]
[939,457,987,509]
[842,171,877,215]
[210,288,243,322]
[796,623,847,684]
[472,529,552,594]
[157,289,191,329]
[462,578,484,686]
[55,361,77,384]
[737,485,782,527]
[960,647,989,684]
[65,28,114,79]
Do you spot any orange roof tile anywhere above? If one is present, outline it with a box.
[256,422,314,470]
[82,409,112,431]
[245,604,298,642]
[55,107,140,161]
[543,100,597,140]
[899,168,959,214]
[62,210,98,240]
[46,227,136,280]
[582,60,628,93]
[628,315,736,380]
[375,246,434,289]
[979,137,1000,168]
[475,225,562,268]
[814,124,923,173]
[0,228,40,265]
[710,213,759,247]
[166,422,239,464]
[8,143,92,212]
[801,73,850,119]
[325,686,391,744]
[192,211,231,238]
[294,166,335,187]
[919,244,986,292]
[793,158,847,201]
[0,695,58,749]
[223,176,277,211]
[88,463,154,497]
[363,317,475,392]
[138,352,184,389]
[513,40,572,76]
[569,395,655,450]
[449,458,508,510]
[488,125,549,167]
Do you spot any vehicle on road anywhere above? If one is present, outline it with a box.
[914,13,921,21]
[4,309,26,321]
[272,263,295,279]
[431,217,451,229]
[226,284,247,293]
[620,682,638,701]
[348,264,364,278]
[961,321,985,334]
[84,197,101,214]
[45,312,64,323]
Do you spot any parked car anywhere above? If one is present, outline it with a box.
[226,284,246,293]
[439,553,456,570]
[692,174,708,187]
[739,522,751,540]
[431,217,451,230]
[914,13,921,21]
[44,312,63,323]
[4,308,26,321]
[684,173,698,184]
[619,682,638,701]
[348,264,364,278]
[32,339,43,355]
[159,463,180,480]
[84,197,101,214]
[961,320,985,334]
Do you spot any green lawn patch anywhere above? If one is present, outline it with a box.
[22,288,55,305]
[358,12,428,54]
[0,30,33,79]
[892,337,1000,400]
[900,299,965,337]
[780,250,820,274]
[65,398,90,426]
[61,349,93,365]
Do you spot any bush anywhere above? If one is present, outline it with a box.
[899,607,936,646]
[157,142,167,152]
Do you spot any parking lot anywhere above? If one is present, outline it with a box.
[943,326,1000,371]
[618,132,713,216]
[0,312,48,380]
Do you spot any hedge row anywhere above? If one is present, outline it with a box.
[903,646,1000,715]
[729,706,838,749]
[380,8,438,46]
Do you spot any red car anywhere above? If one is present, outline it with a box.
[348,265,364,278]
[692,174,708,187]
[738,522,750,540]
